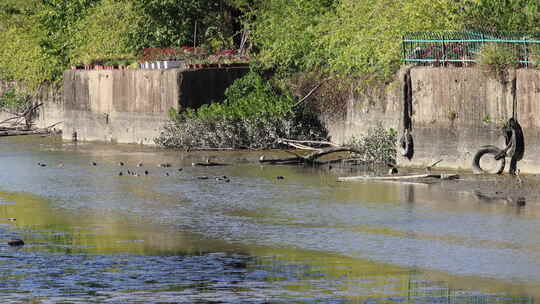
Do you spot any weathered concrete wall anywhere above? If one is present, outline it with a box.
[321,84,402,145]
[327,67,540,174]
[63,67,248,144]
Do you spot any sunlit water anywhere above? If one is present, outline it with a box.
[0,136,538,303]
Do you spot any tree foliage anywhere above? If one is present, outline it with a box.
[69,0,138,64]
[459,0,540,32]
[1,0,539,89]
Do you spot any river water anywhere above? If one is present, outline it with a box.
[0,136,538,303]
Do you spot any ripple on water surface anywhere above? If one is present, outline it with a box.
[0,137,538,302]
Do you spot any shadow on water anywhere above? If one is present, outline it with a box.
[0,136,538,303]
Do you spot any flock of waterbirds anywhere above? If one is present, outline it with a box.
[6,158,286,248]
[36,159,234,181]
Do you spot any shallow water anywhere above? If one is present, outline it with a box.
[0,136,539,303]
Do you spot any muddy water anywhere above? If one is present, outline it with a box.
[0,136,539,303]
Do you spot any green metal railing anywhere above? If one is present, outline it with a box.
[402,31,540,67]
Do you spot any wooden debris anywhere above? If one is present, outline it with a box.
[0,121,62,138]
[192,162,228,167]
[260,139,362,166]
[338,173,459,182]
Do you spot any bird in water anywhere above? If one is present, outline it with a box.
[215,175,230,183]
[91,162,97,166]
[8,239,24,247]
[144,170,149,175]
[118,172,123,176]
[57,162,64,168]
[387,163,398,175]
[137,162,143,167]
[37,162,47,167]
[118,162,124,166]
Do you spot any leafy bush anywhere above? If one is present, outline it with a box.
[347,126,397,164]
[155,71,328,149]
[477,44,518,79]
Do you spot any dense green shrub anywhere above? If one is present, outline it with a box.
[155,72,328,149]
[347,125,397,164]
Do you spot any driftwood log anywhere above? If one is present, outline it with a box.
[338,173,459,182]
[259,139,364,165]
[0,102,62,137]
[192,161,229,167]
[0,122,62,138]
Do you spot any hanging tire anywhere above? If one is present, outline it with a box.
[399,131,414,159]
[472,145,505,175]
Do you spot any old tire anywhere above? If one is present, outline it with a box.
[472,145,505,175]
[399,132,414,159]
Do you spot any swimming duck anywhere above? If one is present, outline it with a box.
[8,239,24,246]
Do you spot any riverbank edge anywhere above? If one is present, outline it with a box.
[1,66,540,174]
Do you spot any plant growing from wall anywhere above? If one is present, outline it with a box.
[477,44,518,80]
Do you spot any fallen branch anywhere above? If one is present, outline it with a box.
[0,129,51,137]
[44,121,63,130]
[259,154,303,165]
[192,161,229,167]
[259,146,362,166]
[278,138,339,147]
[277,138,339,151]
[293,82,324,107]
[338,173,459,182]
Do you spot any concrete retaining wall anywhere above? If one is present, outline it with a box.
[2,66,539,173]
[62,67,248,144]
[326,67,540,174]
